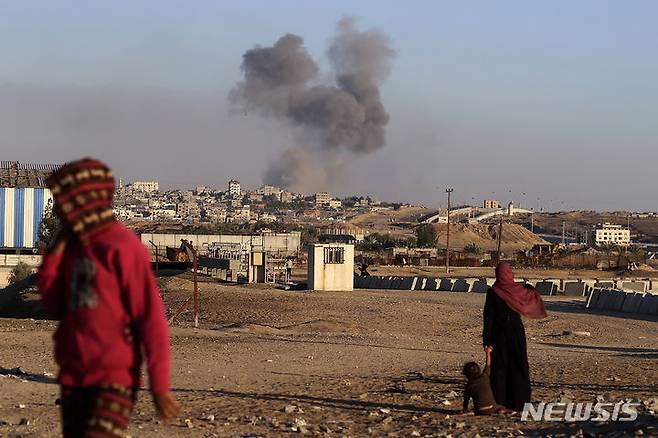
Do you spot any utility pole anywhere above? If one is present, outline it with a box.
[530,211,534,233]
[496,215,504,263]
[445,187,453,274]
[562,221,566,245]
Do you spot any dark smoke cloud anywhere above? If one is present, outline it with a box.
[230,17,395,191]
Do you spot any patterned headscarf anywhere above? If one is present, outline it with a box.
[45,158,116,241]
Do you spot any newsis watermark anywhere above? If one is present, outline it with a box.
[521,401,640,422]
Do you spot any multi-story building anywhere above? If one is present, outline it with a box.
[205,206,227,223]
[131,181,159,193]
[329,199,342,209]
[258,185,282,198]
[228,180,241,197]
[595,223,631,247]
[483,199,501,209]
[280,191,294,203]
[177,202,201,220]
[315,192,331,207]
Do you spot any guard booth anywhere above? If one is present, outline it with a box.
[307,243,354,291]
[249,250,267,283]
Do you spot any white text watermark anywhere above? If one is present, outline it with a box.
[521,402,640,422]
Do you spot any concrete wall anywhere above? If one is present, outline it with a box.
[0,254,42,288]
[308,244,354,291]
[140,232,301,255]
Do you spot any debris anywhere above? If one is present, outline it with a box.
[411,431,421,437]
[17,404,26,409]
[184,418,193,428]
[289,417,307,433]
[379,408,391,414]
[227,416,238,422]
[201,414,215,422]
[446,390,459,398]
[572,331,591,337]
[442,400,452,406]
[284,405,297,414]
[382,416,393,424]
[19,418,29,426]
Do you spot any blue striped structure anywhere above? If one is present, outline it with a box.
[0,187,53,248]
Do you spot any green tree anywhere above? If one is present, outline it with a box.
[464,243,483,255]
[8,262,33,285]
[37,207,60,249]
[415,224,438,248]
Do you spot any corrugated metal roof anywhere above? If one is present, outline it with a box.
[0,161,62,188]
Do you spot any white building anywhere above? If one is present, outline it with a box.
[258,185,282,198]
[131,181,159,193]
[228,180,241,197]
[329,199,342,209]
[315,192,331,206]
[595,223,631,247]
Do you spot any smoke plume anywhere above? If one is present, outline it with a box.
[230,17,394,192]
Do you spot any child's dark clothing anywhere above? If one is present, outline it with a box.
[463,365,498,415]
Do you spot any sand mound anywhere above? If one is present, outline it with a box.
[430,223,547,251]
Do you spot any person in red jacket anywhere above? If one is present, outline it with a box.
[38,158,179,437]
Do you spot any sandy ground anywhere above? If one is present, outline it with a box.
[0,278,657,437]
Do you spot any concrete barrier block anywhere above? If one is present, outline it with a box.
[638,294,658,315]
[354,276,364,288]
[452,278,470,292]
[373,276,389,289]
[400,277,415,290]
[621,293,645,313]
[391,277,403,289]
[587,289,602,308]
[414,277,427,290]
[610,291,627,311]
[564,281,589,297]
[621,281,648,293]
[535,281,556,296]
[424,278,438,291]
[472,279,489,293]
[380,277,393,289]
[594,290,611,310]
[595,281,615,289]
[438,278,453,291]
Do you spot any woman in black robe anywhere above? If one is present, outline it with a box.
[483,262,547,411]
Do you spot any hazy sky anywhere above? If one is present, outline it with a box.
[1,1,657,211]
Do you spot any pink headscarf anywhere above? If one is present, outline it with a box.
[492,262,547,319]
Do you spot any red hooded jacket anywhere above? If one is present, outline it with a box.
[38,221,171,394]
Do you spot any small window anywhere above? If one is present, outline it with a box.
[324,247,345,264]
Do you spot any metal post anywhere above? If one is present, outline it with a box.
[530,211,534,234]
[445,187,453,274]
[192,246,199,328]
[496,215,503,263]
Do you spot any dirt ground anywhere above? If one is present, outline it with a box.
[1,278,656,437]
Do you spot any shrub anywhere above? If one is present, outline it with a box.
[8,262,33,285]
